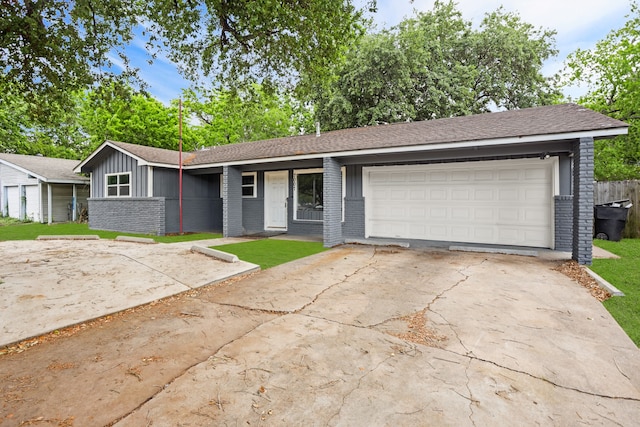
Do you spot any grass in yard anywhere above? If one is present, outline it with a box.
[592,238,640,346]
[211,239,327,269]
[0,219,221,243]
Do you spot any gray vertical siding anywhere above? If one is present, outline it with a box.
[558,155,572,196]
[92,149,147,197]
[572,137,594,264]
[90,159,222,235]
[153,167,179,197]
[162,172,221,233]
[343,165,365,238]
[242,171,263,234]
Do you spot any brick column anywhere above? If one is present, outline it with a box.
[323,157,343,247]
[223,166,243,237]
[572,137,594,265]
[554,195,573,251]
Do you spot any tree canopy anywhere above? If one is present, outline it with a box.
[313,1,560,130]
[183,86,313,146]
[1,0,371,121]
[563,2,640,180]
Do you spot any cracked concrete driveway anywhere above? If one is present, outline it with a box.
[115,246,640,426]
[1,244,639,426]
[0,238,258,347]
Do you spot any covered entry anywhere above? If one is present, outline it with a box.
[363,158,557,248]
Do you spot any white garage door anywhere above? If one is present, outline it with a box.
[6,186,19,219]
[25,185,40,222]
[363,159,557,248]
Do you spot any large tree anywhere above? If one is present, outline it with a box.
[78,83,198,154]
[0,79,84,158]
[314,1,559,129]
[1,0,370,122]
[184,85,314,145]
[563,2,640,181]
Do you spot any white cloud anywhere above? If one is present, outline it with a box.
[370,0,630,36]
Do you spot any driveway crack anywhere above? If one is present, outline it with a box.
[293,250,378,314]
[424,260,640,403]
[326,354,394,426]
[439,348,640,403]
[105,315,281,426]
[463,358,478,426]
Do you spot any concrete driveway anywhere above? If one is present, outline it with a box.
[1,241,639,425]
[116,245,640,426]
[0,238,258,347]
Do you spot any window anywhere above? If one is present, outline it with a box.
[294,169,323,221]
[294,168,346,222]
[242,172,257,198]
[106,172,131,197]
[219,172,257,198]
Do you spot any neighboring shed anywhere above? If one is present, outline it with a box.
[0,153,90,223]
[76,104,629,264]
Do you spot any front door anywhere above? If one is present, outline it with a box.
[264,171,288,230]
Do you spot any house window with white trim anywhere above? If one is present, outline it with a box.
[294,169,325,221]
[242,172,257,198]
[220,172,257,198]
[294,168,346,221]
[106,172,131,197]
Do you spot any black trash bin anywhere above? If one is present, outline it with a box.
[594,201,631,241]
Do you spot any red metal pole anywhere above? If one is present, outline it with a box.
[179,99,183,234]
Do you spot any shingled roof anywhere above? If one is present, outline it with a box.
[77,104,628,171]
[0,153,88,183]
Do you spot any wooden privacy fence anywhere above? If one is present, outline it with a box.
[595,180,639,238]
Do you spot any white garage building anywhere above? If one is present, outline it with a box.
[0,153,89,223]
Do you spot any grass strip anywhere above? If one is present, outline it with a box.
[592,239,640,346]
[211,239,327,269]
[0,220,220,243]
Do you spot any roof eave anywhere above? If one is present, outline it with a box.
[0,159,47,181]
[182,126,629,170]
[45,178,91,184]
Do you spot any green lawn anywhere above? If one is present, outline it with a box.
[592,239,640,347]
[211,239,327,269]
[0,218,221,243]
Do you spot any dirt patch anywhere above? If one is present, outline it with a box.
[390,308,447,347]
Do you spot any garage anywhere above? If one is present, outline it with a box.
[363,158,558,248]
[4,185,40,221]
[6,186,20,218]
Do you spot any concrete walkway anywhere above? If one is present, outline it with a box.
[0,238,258,347]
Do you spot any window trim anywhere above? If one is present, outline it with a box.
[294,168,323,222]
[293,168,346,222]
[105,172,132,198]
[241,172,257,198]
[220,172,257,198]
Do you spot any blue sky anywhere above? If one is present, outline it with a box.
[121,0,633,105]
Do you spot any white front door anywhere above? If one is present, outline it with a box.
[264,171,288,230]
